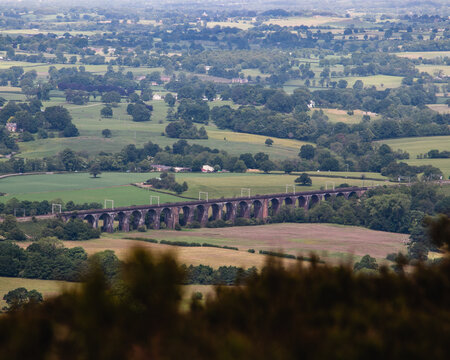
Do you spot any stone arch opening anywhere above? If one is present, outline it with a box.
[309,195,320,209]
[224,202,234,221]
[348,191,358,199]
[298,196,307,208]
[211,204,222,221]
[146,210,158,229]
[251,200,263,219]
[195,204,206,223]
[99,213,113,232]
[324,193,332,202]
[116,212,128,231]
[130,210,142,230]
[269,198,280,216]
[238,201,249,218]
[284,197,293,206]
[179,206,191,226]
[84,214,96,228]
[160,208,172,228]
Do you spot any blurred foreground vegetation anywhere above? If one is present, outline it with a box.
[0,215,449,359]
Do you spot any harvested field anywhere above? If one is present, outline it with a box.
[17,224,409,267]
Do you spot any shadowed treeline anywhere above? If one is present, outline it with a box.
[0,216,449,360]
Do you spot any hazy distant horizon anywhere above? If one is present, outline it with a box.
[1,0,449,13]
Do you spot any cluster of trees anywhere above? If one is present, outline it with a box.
[2,287,43,311]
[145,172,188,194]
[0,101,79,141]
[41,219,101,241]
[0,238,88,281]
[182,264,256,285]
[268,183,449,240]
[0,198,103,217]
[0,215,26,241]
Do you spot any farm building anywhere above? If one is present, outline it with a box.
[202,165,215,173]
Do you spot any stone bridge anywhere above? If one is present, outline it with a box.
[59,187,367,233]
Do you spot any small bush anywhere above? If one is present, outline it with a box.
[234,218,251,226]
[259,250,296,259]
[187,221,201,229]
[160,240,201,247]
[206,219,228,228]
[137,226,147,232]
[248,249,255,253]
[123,237,158,243]
[222,246,238,251]
[174,223,182,231]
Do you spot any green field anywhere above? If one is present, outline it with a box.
[0,276,74,308]
[0,276,212,310]
[284,75,404,92]
[319,108,381,124]
[14,96,312,160]
[380,136,450,177]
[0,172,390,206]
[0,172,185,206]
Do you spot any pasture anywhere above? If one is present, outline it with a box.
[284,75,404,92]
[380,136,450,177]
[380,136,450,158]
[0,172,185,206]
[319,108,381,124]
[0,172,390,206]
[9,94,313,160]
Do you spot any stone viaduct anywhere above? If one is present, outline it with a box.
[59,187,367,233]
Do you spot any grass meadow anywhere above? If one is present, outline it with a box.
[320,108,381,124]
[0,276,75,308]
[0,172,390,207]
[0,276,213,310]
[14,96,312,160]
[380,136,450,177]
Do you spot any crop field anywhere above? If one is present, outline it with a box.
[416,65,450,76]
[0,172,390,206]
[56,223,408,265]
[394,51,450,59]
[263,16,347,27]
[320,108,381,124]
[427,104,450,114]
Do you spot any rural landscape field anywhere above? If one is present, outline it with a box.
[0,0,449,358]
